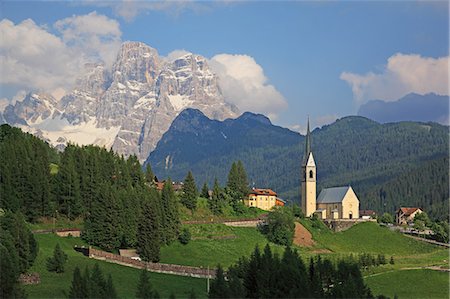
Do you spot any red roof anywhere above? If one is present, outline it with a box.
[398,207,421,216]
[249,188,277,196]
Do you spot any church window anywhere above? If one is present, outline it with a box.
[309,170,314,179]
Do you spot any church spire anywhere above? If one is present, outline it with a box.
[303,117,311,164]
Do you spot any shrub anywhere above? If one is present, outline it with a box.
[179,228,191,245]
[265,207,295,246]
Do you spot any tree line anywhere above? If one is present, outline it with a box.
[0,211,38,298]
[209,244,386,299]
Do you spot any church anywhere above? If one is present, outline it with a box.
[301,119,360,220]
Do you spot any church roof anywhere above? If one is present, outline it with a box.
[317,186,352,204]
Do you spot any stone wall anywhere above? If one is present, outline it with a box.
[88,247,215,278]
[323,219,376,232]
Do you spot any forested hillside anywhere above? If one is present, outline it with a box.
[147,109,449,219]
[0,124,178,261]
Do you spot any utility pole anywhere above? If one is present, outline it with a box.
[206,266,210,293]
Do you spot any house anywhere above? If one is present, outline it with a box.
[244,188,280,211]
[359,210,377,220]
[301,118,360,220]
[155,181,184,192]
[396,207,422,225]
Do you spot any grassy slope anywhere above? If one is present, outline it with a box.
[160,224,284,268]
[24,234,207,299]
[365,269,450,299]
[298,219,449,297]
[300,220,440,255]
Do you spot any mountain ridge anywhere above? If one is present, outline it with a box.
[147,109,448,219]
[358,93,449,125]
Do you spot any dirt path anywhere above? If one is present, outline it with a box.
[364,266,450,278]
[293,222,315,247]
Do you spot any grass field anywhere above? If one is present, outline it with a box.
[160,224,285,268]
[300,219,439,255]
[24,234,207,299]
[365,269,450,299]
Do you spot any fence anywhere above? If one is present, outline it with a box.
[88,247,216,278]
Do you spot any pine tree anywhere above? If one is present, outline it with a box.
[188,288,197,299]
[137,195,161,262]
[182,171,198,212]
[209,265,229,298]
[136,269,153,299]
[160,178,180,244]
[89,264,106,299]
[68,267,87,299]
[145,164,155,185]
[201,182,210,199]
[83,183,121,251]
[208,179,223,215]
[46,243,68,273]
[105,274,117,299]
[57,145,82,219]
[236,161,249,199]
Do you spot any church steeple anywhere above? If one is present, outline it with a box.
[301,117,316,217]
[303,117,312,165]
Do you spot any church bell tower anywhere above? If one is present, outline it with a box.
[301,118,316,217]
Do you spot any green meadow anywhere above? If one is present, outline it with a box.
[24,234,207,299]
[365,269,449,299]
[25,220,448,298]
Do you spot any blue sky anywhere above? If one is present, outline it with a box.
[1,1,448,130]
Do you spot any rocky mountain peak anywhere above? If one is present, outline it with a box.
[112,41,161,84]
[2,41,240,162]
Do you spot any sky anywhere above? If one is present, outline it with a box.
[0,0,448,131]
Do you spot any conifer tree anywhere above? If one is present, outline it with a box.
[90,264,106,299]
[68,267,87,299]
[145,164,155,185]
[46,243,68,273]
[208,179,223,215]
[136,269,153,299]
[236,160,249,199]
[83,183,121,251]
[57,145,82,219]
[137,195,161,262]
[182,171,198,212]
[201,182,209,199]
[188,288,197,299]
[160,178,180,244]
[105,274,117,299]
[209,265,229,299]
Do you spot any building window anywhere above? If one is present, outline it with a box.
[309,170,314,179]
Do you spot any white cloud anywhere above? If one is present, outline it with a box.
[340,53,449,103]
[209,54,288,120]
[0,13,122,104]
[84,0,212,22]
[164,49,191,62]
[54,11,122,67]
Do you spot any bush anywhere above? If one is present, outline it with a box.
[179,228,191,245]
[292,204,304,218]
[265,207,295,246]
[378,213,394,224]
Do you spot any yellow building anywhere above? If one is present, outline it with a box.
[301,118,360,220]
[244,188,285,211]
